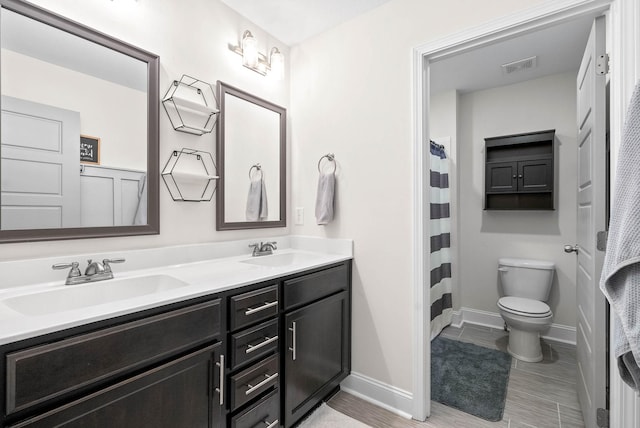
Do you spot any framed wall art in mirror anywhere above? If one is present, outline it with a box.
[216,82,286,230]
[0,0,160,243]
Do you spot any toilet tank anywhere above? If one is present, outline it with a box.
[498,258,555,301]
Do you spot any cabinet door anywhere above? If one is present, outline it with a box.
[485,161,517,193]
[283,291,349,428]
[10,343,225,428]
[518,159,552,192]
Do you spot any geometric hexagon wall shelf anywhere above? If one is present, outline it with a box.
[162,75,219,135]
[161,148,218,201]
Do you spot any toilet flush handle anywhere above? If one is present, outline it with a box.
[498,267,509,272]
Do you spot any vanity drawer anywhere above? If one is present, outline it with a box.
[284,263,349,310]
[231,388,279,428]
[5,299,221,415]
[231,319,279,370]
[230,354,279,410]
[230,284,278,331]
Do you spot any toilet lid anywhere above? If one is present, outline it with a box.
[498,296,552,317]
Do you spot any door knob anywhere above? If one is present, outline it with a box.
[564,244,579,254]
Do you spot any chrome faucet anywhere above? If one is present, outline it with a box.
[53,258,126,285]
[248,241,277,257]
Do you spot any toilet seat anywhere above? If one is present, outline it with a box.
[498,296,552,318]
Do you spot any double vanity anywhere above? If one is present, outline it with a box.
[0,237,352,428]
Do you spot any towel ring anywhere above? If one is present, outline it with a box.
[317,153,336,174]
[248,163,263,179]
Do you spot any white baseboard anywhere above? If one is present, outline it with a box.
[340,372,413,419]
[454,306,577,345]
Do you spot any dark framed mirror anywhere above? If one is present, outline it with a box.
[216,82,286,230]
[0,0,159,243]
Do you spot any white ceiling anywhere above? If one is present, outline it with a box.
[221,1,599,95]
[1,8,147,91]
[430,15,596,94]
[220,0,392,46]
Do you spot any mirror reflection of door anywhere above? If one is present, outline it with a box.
[0,7,148,230]
[1,96,80,230]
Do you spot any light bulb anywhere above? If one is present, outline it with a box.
[242,31,258,69]
[269,47,284,80]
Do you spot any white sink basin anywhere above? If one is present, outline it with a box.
[4,274,189,316]
[240,252,322,268]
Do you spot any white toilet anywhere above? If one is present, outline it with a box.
[497,257,555,362]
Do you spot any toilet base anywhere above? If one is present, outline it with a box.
[506,328,543,362]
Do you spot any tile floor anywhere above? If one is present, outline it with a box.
[327,324,585,428]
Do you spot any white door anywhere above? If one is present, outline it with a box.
[573,15,607,428]
[1,96,80,229]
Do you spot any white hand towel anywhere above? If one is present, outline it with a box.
[599,81,640,390]
[133,174,147,225]
[246,178,268,221]
[315,172,335,225]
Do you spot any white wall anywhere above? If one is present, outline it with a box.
[290,0,547,394]
[458,72,578,327]
[0,0,290,261]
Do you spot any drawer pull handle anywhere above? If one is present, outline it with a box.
[246,335,278,354]
[263,420,279,428]
[215,354,225,406]
[245,372,279,396]
[245,301,277,315]
[289,321,297,361]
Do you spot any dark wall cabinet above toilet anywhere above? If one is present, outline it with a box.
[484,130,555,210]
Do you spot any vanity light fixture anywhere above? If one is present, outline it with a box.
[230,30,284,79]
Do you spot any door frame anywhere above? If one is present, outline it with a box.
[410,0,638,421]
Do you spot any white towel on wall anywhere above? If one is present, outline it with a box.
[246,177,268,221]
[133,174,147,225]
[599,81,640,390]
[315,172,335,225]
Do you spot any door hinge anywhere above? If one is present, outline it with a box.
[597,231,608,252]
[597,408,609,427]
[596,53,610,75]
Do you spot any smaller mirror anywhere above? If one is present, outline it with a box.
[216,82,286,230]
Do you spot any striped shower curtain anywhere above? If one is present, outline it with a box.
[429,141,452,340]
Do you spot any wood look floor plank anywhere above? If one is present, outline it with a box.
[514,358,576,384]
[322,325,584,427]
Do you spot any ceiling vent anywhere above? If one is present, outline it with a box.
[501,56,538,75]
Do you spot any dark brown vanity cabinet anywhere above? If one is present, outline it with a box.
[227,284,280,427]
[1,298,225,428]
[9,343,223,428]
[485,129,555,210]
[282,263,351,428]
[1,259,352,428]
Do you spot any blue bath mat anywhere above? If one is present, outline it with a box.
[431,336,511,421]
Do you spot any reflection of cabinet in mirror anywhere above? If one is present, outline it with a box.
[80,165,147,227]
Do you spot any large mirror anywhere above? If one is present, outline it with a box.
[0,0,159,243]
[216,82,286,230]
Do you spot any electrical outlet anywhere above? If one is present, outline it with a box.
[295,207,304,225]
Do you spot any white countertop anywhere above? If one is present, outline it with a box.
[0,236,352,346]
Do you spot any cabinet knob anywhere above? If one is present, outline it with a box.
[518,174,523,178]
[512,175,516,179]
